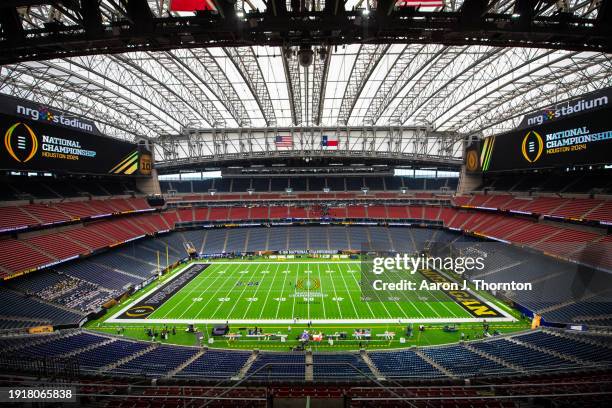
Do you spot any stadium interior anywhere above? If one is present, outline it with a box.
[1,0,612,407]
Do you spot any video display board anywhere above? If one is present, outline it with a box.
[0,95,151,176]
[464,140,481,173]
[480,98,612,172]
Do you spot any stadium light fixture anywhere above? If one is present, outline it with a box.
[363,1,370,15]
[319,47,328,61]
[298,45,314,67]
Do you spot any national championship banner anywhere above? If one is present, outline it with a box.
[480,98,612,172]
[0,96,151,176]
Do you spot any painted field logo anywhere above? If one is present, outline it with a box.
[296,277,321,290]
[521,130,543,163]
[4,122,38,163]
[125,305,155,317]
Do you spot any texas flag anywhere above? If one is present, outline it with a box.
[321,134,338,147]
[170,0,215,11]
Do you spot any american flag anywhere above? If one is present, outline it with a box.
[275,135,293,147]
[397,0,444,7]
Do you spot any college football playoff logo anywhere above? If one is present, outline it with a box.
[521,130,543,163]
[125,305,155,318]
[4,122,38,163]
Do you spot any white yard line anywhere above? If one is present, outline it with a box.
[222,263,263,318]
[327,263,343,319]
[290,264,301,320]
[187,263,243,319]
[410,270,462,319]
[415,283,445,319]
[188,262,240,316]
[316,263,327,320]
[305,264,310,321]
[258,263,281,319]
[273,264,290,319]
[341,262,378,319]
[242,263,275,319]
[336,263,360,317]
[424,284,462,319]
[169,265,231,319]
[389,273,425,319]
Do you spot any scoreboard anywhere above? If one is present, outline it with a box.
[478,89,612,172]
[0,95,151,176]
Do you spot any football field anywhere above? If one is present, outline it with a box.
[109,261,513,324]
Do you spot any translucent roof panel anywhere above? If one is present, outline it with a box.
[1,45,610,142]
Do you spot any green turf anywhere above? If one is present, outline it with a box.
[125,261,478,322]
[88,258,529,351]
[89,321,530,351]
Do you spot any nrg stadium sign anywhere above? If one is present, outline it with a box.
[517,87,610,129]
[0,93,102,135]
[15,104,94,133]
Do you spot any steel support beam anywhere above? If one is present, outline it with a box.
[153,125,463,168]
[311,45,331,126]
[337,44,389,126]
[282,47,302,126]
[1,7,611,65]
[224,47,277,126]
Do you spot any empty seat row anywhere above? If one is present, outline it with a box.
[455,194,612,224]
[0,198,153,233]
[161,177,458,194]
